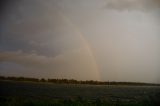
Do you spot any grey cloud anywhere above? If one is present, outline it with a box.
[104,0,160,11]
[0,50,58,68]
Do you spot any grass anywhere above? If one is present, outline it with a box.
[0,80,160,106]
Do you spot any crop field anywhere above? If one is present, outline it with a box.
[0,80,160,106]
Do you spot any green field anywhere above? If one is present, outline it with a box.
[0,80,160,106]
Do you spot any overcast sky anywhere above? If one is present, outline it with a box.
[0,0,160,83]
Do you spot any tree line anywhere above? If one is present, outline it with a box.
[0,76,159,86]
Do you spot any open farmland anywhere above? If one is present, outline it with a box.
[0,80,160,106]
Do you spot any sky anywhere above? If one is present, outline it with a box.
[0,0,160,83]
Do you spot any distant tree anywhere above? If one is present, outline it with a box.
[40,78,46,82]
[0,76,5,80]
[0,75,160,86]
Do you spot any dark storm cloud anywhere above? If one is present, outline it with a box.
[0,0,12,13]
[0,0,81,56]
[104,0,160,11]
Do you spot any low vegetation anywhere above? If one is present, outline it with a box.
[0,76,160,106]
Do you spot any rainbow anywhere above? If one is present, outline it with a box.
[58,11,101,80]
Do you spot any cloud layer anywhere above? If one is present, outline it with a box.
[0,49,100,80]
